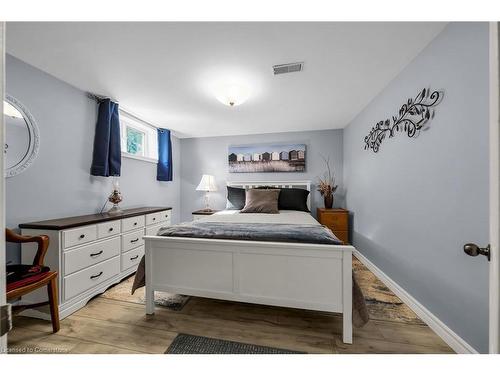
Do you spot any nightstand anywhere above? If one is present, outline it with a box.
[192,209,220,221]
[317,208,349,244]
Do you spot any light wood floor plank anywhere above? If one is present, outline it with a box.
[75,298,336,353]
[12,314,176,354]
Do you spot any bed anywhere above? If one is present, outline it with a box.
[143,181,355,343]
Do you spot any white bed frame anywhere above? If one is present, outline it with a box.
[143,181,354,343]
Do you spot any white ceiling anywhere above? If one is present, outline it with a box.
[6,22,447,138]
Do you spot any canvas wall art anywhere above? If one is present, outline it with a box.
[228,144,306,173]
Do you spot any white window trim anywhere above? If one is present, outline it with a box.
[119,109,159,163]
[121,152,158,164]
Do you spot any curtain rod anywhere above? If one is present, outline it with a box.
[87,92,160,130]
[86,92,119,103]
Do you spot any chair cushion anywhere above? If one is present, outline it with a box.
[7,264,51,292]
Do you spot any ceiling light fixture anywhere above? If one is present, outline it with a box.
[215,84,249,107]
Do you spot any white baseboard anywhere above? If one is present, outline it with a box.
[353,249,478,354]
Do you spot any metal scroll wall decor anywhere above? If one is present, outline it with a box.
[364,88,443,153]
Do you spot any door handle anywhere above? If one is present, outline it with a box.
[464,243,490,261]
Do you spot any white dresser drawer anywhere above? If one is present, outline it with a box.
[97,220,121,239]
[64,237,121,275]
[63,225,97,249]
[145,222,165,236]
[145,211,164,226]
[122,229,144,252]
[159,210,171,223]
[122,215,145,232]
[121,245,144,271]
[64,256,120,301]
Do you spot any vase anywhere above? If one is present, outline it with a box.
[324,194,333,209]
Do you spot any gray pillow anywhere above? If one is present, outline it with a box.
[240,189,280,214]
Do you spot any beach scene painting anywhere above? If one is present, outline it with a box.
[228,143,306,173]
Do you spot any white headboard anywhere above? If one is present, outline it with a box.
[227,181,312,210]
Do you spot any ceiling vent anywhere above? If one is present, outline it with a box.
[273,62,304,75]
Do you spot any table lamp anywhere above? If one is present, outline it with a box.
[196,174,217,212]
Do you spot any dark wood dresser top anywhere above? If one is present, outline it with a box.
[19,206,172,230]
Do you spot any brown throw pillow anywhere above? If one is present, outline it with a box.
[240,189,280,214]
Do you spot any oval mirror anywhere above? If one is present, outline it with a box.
[3,95,40,177]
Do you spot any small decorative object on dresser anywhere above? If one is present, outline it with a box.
[317,208,349,244]
[317,154,338,209]
[192,209,220,221]
[18,206,171,319]
[107,176,123,215]
[196,174,218,211]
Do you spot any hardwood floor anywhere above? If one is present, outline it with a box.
[7,259,454,354]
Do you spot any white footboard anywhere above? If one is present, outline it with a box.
[144,236,353,344]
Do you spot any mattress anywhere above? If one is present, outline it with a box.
[195,209,320,226]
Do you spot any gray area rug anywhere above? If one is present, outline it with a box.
[101,274,190,311]
[165,334,305,354]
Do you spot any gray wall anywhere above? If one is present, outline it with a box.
[5,55,181,264]
[180,129,343,222]
[343,23,489,352]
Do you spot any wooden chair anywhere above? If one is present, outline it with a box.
[6,228,60,333]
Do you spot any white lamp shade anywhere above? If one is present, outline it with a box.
[196,174,218,192]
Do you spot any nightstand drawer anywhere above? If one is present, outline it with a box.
[321,213,348,231]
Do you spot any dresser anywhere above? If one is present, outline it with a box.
[317,208,349,244]
[19,206,171,319]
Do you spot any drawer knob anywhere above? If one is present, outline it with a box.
[134,222,137,226]
[153,217,156,221]
[90,250,103,257]
[131,238,139,243]
[130,255,139,260]
[90,271,103,279]
[109,227,114,232]
[79,234,85,239]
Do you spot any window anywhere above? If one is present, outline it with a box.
[119,110,158,163]
[126,126,145,156]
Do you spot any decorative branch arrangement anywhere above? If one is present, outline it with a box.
[317,154,338,209]
[364,88,443,153]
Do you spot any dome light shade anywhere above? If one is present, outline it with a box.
[215,84,249,107]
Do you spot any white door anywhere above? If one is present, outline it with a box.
[489,21,500,354]
[0,21,7,353]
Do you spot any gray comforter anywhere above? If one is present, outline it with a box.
[157,221,343,244]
